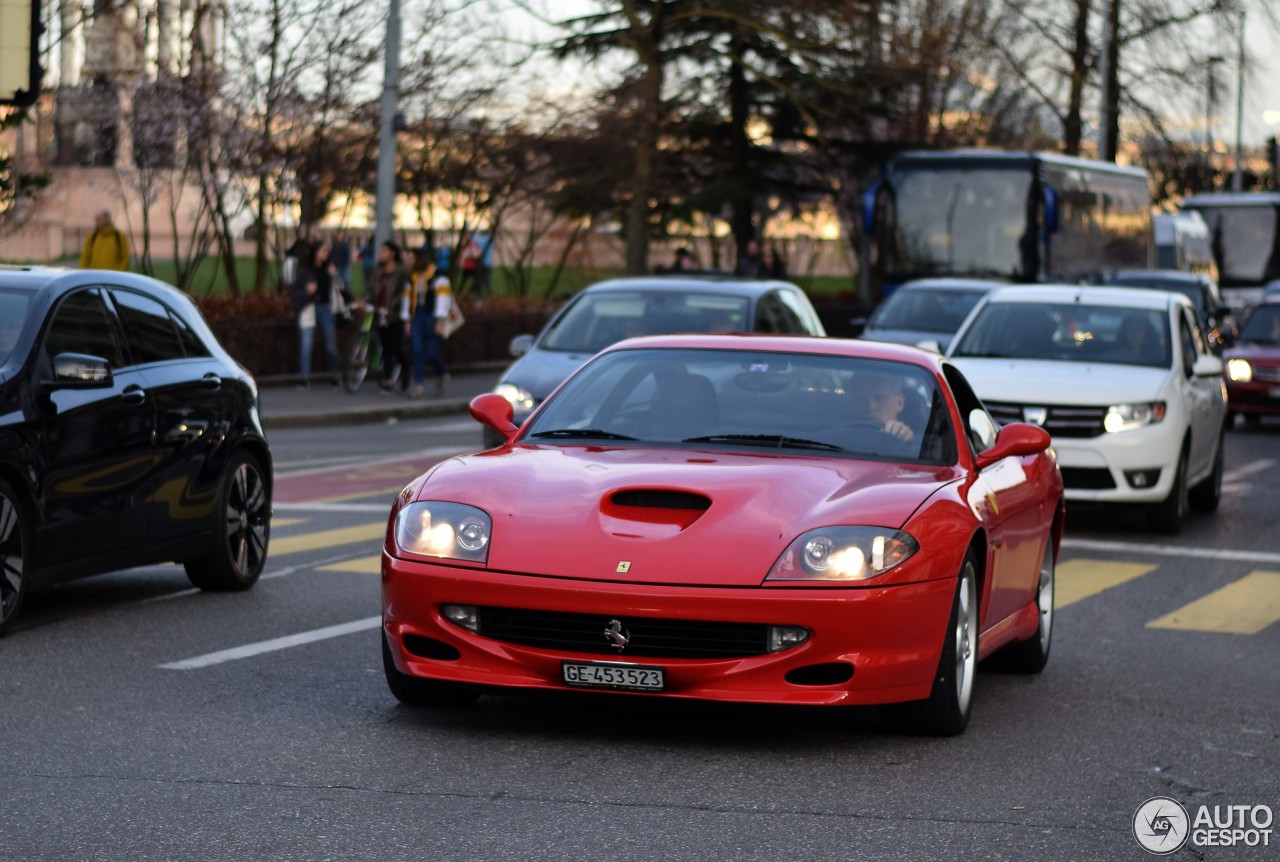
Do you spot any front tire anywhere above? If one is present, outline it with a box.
[382,632,479,707]
[1189,430,1224,513]
[896,554,978,736]
[1148,446,1188,534]
[184,452,270,591]
[0,479,31,636]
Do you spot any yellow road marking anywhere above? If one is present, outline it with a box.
[1147,572,1280,635]
[318,555,383,574]
[269,522,386,556]
[303,487,404,505]
[1056,559,1158,608]
[270,517,307,527]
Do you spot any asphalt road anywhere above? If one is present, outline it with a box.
[2,413,1277,861]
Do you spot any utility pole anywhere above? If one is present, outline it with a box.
[1232,8,1246,192]
[374,0,401,249]
[1095,0,1114,160]
[1205,55,1223,179]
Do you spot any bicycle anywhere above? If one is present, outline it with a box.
[342,303,401,393]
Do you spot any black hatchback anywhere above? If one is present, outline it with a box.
[0,267,272,634]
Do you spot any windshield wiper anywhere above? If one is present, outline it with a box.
[683,433,844,451]
[528,428,638,440]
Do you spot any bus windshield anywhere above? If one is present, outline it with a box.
[1192,205,1280,288]
[887,169,1031,280]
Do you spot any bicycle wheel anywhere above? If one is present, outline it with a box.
[343,330,371,393]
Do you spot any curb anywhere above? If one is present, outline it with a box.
[261,396,476,430]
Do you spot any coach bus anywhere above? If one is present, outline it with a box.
[1179,192,1280,304]
[861,150,1152,301]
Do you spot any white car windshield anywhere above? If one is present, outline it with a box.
[523,347,956,465]
[952,302,1172,369]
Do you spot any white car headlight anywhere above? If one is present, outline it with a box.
[766,527,919,582]
[494,383,536,413]
[1103,402,1167,433]
[1226,358,1253,382]
[394,502,491,563]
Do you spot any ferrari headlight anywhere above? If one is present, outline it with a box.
[1103,402,1166,433]
[394,502,491,563]
[494,383,536,413]
[1226,358,1253,382]
[766,527,919,582]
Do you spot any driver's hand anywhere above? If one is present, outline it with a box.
[883,420,915,443]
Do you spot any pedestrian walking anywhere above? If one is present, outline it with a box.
[373,241,410,391]
[331,231,353,292]
[407,253,451,398]
[79,210,130,271]
[458,234,481,296]
[734,238,764,278]
[291,239,343,388]
[358,234,377,298]
[763,244,787,279]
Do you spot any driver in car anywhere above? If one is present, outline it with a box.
[852,373,916,444]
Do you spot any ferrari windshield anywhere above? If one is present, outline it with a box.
[952,302,1172,369]
[539,291,751,353]
[524,347,956,465]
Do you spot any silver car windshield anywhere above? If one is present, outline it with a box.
[540,291,751,353]
[524,347,956,465]
[952,302,1172,369]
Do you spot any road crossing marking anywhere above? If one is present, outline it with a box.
[270,517,307,527]
[1062,538,1280,566]
[1055,559,1158,608]
[268,522,386,556]
[319,555,382,574]
[1146,572,1280,635]
[160,616,381,669]
[1222,459,1276,482]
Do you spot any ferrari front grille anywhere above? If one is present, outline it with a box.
[475,606,770,658]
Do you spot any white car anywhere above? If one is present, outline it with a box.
[947,285,1226,533]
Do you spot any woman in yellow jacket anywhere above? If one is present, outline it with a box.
[79,211,131,271]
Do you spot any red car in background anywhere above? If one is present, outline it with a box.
[380,335,1064,735]
[1224,298,1280,425]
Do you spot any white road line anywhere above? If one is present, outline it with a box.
[160,616,381,670]
[1062,537,1280,565]
[1223,459,1275,482]
[274,446,464,479]
[273,502,390,513]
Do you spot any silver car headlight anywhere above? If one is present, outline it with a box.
[1226,359,1252,382]
[1103,402,1167,433]
[494,383,536,413]
[766,527,919,582]
[394,502,491,563]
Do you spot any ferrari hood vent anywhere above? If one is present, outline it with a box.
[610,489,711,511]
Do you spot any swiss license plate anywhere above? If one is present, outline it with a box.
[561,661,665,692]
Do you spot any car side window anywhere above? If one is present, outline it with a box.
[110,290,187,365]
[43,289,125,367]
[1179,309,1202,373]
[774,289,818,334]
[943,363,996,455]
[170,310,212,358]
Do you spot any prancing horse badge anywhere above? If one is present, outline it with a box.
[616,561,632,573]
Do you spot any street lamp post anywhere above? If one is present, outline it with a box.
[1206,55,1224,177]
[374,0,401,249]
[1232,8,1246,192]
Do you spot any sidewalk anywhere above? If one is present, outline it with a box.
[256,364,505,429]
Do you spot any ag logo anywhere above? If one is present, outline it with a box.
[1133,797,1190,854]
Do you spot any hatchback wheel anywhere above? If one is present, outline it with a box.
[1188,431,1224,513]
[0,480,30,636]
[1148,446,1188,534]
[185,452,270,590]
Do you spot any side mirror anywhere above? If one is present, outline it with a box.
[470,393,519,444]
[1192,354,1223,379]
[509,334,534,358]
[975,422,1051,470]
[49,353,113,389]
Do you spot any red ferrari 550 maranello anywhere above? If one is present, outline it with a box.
[381,335,1064,735]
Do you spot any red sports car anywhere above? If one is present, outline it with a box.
[381,335,1064,735]
[1224,298,1280,425]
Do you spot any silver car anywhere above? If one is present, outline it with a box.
[484,275,827,447]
